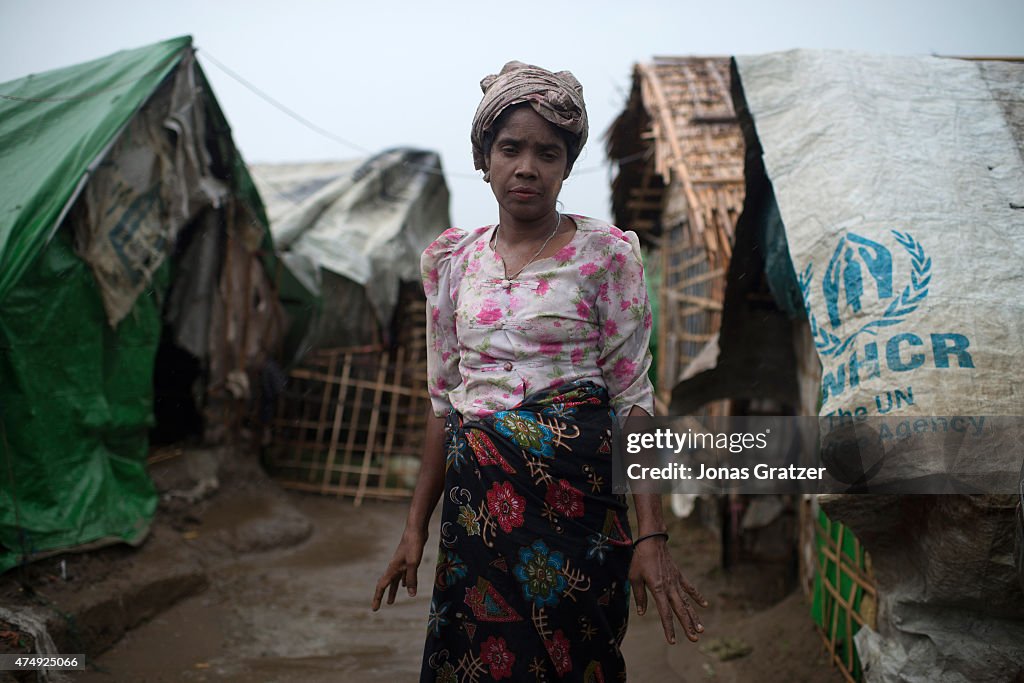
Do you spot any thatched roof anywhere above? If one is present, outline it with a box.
[607,57,744,258]
[606,58,749,411]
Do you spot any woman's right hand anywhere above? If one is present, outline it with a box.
[372,413,446,611]
[372,529,428,610]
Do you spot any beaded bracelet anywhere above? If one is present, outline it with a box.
[632,531,669,547]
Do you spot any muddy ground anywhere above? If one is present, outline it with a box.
[1,448,841,682]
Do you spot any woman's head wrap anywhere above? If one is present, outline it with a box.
[471,60,588,176]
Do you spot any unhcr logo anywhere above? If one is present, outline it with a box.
[798,230,974,411]
[802,231,930,357]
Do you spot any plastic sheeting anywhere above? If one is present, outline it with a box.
[734,50,1024,418]
[733,50,1024,682]
[0,36,189,304]
[0,38,192,572]
[74,49,229,326]
[251,150,451,356]
[0,37,297,572]
[0,227,164,572]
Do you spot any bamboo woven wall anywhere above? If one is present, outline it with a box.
[265,290,429,505]
[607,57,745,413]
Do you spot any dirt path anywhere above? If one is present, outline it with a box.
[71,491,841,682]
[78,496,424,682]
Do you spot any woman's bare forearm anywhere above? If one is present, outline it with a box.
[632,492,668,536]
[404,412,448,536]
[622,405,667,536]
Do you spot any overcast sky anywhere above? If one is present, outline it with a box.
[2,1,1021,230]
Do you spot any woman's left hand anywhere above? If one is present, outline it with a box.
[628,537,708,644]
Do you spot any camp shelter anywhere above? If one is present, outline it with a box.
[252,151,451,503]
[0,37,311,572]
[606,57,808,570]
[606,57,750,417]
[718,50,1023,681]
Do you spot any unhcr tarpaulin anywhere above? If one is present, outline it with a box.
[734,50,1024,418]
[732,50,1024,682]
[0,37,303,571]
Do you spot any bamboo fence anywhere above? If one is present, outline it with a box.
[265,292,429,505]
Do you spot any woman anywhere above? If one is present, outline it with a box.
[372,61,706,681]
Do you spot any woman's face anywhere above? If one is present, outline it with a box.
[487,106,569,225]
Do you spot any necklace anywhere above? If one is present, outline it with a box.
[492,212,562,282]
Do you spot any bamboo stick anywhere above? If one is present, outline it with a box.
[278,479,413,499]
[638,63,707,238]
[378,345,405,499]
[322,353,354,492]
[353,351,389,506]
[311,352,338,479]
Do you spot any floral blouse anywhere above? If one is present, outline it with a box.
[421,214,654,419]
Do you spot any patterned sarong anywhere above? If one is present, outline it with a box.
[421,381,633,682]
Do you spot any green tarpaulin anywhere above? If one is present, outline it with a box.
[0,37,193,573]
[0,37,315,572]
[0,36,189,303]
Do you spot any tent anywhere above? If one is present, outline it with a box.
[0,37,314,572]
